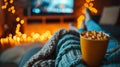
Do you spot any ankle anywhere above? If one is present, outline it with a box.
[84,8,92,25]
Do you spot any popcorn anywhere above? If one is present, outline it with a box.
[81,31,109,40]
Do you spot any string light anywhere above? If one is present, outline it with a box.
[1,0,24,33]
[0,0,52,47]
[4,0,7,2]
[20,20,24,24]
[5,2,8,5]
[11,6,14,10]
[10,0,13,4]
[8,8,11,11]
[12,9,15,14]
[16,17,20,22]
[1,5,7,9]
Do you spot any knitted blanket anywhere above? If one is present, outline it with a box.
[23,29,120,67]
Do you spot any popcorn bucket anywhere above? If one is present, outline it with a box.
[80,31,109,67]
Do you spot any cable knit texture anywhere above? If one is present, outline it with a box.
[23,28,120,67]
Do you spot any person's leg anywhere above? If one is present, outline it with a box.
[84,8,108,34]
[18,47,41,67]
[86,20,106,32]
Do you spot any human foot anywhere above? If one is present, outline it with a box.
[84,8,92,25]
[69,23,79,32]
[69,20,85,32]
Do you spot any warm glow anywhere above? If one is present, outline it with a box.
[1,5,7,9]
[86,0,91,3]
[12,9,15,14]
[5,2,8,5]
[11,6,15,10]
[4,0,7,2]
[8,8,11,11]
[84,3,89,7]
[20,20,24,24]
[0,0,52,48]
[0,0,98,48]
[10,0,13,4]
[16,17,20,22]
[0,31,52,47]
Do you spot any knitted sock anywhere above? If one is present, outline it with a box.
[84,8,92,25]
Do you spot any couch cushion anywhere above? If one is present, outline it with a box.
[99,6,120,25]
